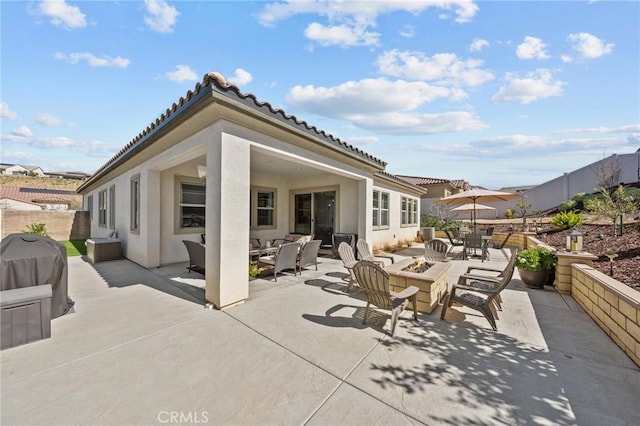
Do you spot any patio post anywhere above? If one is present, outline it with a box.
[204,129,251,309]
[357,177,373,244]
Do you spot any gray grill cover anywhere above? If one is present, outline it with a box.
[1,234,73,318]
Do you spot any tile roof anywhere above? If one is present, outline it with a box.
[79,72,387,192]
[375,171,428,194]
[0,186,82,205]
[394,174,469,189]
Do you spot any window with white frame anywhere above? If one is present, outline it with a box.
[372,190,389,228]
[130,175,140,233]
[108,185,116,229]
[98,190,107,227]
[177,178,205,230]
[401,196,418,226]
[251,187,276,229]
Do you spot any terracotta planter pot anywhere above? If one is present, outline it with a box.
[518,268,548,289]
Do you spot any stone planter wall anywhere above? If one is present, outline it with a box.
[571,264,640,367]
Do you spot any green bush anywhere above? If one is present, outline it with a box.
[22,223,49,237]
[516,247,557,272]
[550,210,584,230]
[504,209,515,219]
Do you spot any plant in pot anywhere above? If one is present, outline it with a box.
[516,246,557,289]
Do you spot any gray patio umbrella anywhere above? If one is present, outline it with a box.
[437,189,520,231]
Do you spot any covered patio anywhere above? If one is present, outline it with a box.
[1,244,638,425]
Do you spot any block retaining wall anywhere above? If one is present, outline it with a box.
[571,264,640,367]
[0,210,90,241]
[525,234,639,367]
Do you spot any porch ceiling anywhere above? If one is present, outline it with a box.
[250,149,328,179]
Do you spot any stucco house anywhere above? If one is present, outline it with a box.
[0,163,45,177]
[395,175,470,216]
[77,72,425,309]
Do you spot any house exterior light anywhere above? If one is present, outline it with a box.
[566,228,583,253]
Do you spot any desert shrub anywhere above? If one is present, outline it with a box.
[550,211,584,230]
[504,209,515,219]
[22,223,49,237]
[558,199,577,212]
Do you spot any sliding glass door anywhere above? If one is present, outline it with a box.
[294,190,336,246]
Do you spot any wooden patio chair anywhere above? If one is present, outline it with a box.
[352,260,418,336]
[297,240,322,273]
[424,239,450,262]
[356,239,395,265]
[258,242,301,281]
[457,249,518,311]
[182,240,205,274]
[338,242,358,291]
[440,250,517,331]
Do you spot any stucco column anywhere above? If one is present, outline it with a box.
[555,251,598,293]
[145,169,161,268]
[205,130,250,309]
[357,177,373,244]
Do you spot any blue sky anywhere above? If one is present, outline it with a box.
[1,0,638,189]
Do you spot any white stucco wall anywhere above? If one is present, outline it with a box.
[0,199,42,210]
[370,181,421,249]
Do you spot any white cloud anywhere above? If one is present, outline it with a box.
[54,52,130,68]
[304,22,379,47]
[1,102,18,120]
[287,78,452,117]
[516,36,549,60]
[561,55,573,63]
[1,133,78,148]
[36,113,66,127]
[568,32,614,59]
[492,69,565,104]
[399,25,415,38]
[228,68,253,86]
[257,1,478,48]
[144,0,179,33]
[376,49,494,87]
[38,0,87,29]
[286,77,487,134]
[11,126,33,137]
[350,111,487,135]
[553,124,640,135]
[348,136,379,145]
[164,65,198,83]
[80,140,116,158]
[469,38,489,52]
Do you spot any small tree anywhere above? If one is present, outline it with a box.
[516,199,532,230]
[594,155,623,195]
[586,185,638,236]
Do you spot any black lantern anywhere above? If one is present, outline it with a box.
[566,228,583,253]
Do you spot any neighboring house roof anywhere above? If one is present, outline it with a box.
[46,171,92,180]
[375,171,428,195]
[395,175,470,190]
[78,72,387,193]
[0,186,82,206]
[0,163,43,172]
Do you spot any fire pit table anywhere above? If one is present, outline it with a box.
[385,258,450,314]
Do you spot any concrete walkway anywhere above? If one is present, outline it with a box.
[2,246,638,425]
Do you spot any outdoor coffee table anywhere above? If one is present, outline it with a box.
[385,258,450,314]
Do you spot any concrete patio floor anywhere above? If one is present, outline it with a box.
[2,244,638,425]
